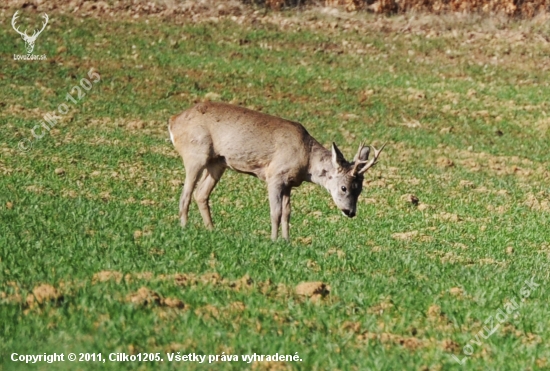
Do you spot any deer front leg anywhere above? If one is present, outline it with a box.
[267,182,284,241]
[281,188,291,240]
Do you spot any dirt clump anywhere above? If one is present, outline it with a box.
[199,272,222,285]
[449,287,464,297]
[227,301,246,312]
[524,192,550,211]
[341,321,362,333]
[295,282,330,301]
[436,157,454,168]
[427,304,442,319]
[358,331,424,350]
[127,287,162,306]
[434,212,461,222]
[126,287,184,309]
[441,339,461,352]
[229,274,254,291]
[163,297,185,309]
[368,300,394,315]
[401,193,419,205]
[92,270,123,284]
[27,284,63,306]
[459,180,475,188]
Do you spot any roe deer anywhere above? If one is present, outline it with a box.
[168,102,385,241]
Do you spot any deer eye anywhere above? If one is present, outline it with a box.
[341,186,347,192]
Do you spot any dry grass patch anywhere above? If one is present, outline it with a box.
[392,230,419,241]
[368,299,394,315]
[194,304,220,320]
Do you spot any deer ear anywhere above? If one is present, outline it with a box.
[331,142,347,170]
[353,144,370,162]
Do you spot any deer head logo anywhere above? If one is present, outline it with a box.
[12,11,49,54]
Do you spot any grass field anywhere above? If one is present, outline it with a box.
[1,4,550,370]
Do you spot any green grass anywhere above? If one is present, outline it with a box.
[1,9,550,371]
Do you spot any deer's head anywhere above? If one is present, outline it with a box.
[12,11,49,54]
[325,142,385,218]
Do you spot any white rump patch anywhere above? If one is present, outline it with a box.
[168,123,175,145]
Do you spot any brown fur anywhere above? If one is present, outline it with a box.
[169,102,383,240]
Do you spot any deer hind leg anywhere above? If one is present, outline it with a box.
[194,162,225,229]
[267,181,289,241]
[281,188,291,240]
[179,157,208,227]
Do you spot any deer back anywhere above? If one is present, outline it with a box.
[169,102,313,183]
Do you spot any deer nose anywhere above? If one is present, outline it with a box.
[342,209,356,218]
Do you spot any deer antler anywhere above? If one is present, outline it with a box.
[351,142,367,175]
[352,143,386,175]
[32,13,49,38]
[11,11,48,40]
[11,11,28,38]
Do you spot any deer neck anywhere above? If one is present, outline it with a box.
[307,141,333,189]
